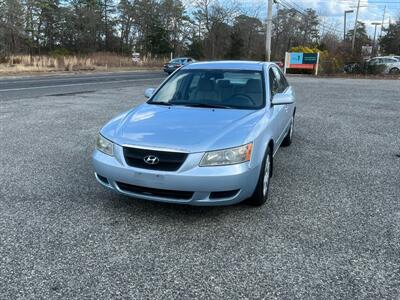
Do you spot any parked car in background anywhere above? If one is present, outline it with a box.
[389,55,400,61]
[343,62,362,74]
[163,57,196,75]
[366,56,400,75]
[93,61,296,206]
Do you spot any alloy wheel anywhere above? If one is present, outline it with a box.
[263,155,271,197]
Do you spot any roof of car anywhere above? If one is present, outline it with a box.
[183,60,271,71]
[372,56,398,59]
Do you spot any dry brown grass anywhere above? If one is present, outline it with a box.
[0,52,167,74]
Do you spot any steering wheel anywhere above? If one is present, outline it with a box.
[229,93,256,105]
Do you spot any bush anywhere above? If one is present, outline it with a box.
[0,56,8,64]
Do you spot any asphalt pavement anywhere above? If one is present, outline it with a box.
[0,73,399,299]
[0,71,166,100]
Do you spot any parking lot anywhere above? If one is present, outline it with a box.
[1,74,399,299]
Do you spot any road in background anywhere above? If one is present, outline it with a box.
[1,75,400,298]
[0,71,165,100]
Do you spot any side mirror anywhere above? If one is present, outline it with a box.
[144,88,155,98]
[271,93,294,105]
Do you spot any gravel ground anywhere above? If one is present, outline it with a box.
[1,76,399,299]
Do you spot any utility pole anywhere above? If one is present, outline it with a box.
[351,0,361,53]
[379,5,386,39]
[266,0,273,61]
[372,22,381,56]
[344,10,354,41]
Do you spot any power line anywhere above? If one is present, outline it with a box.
[277,0,342,34]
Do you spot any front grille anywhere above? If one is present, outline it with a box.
[117,182,193,200]
[123,147,188,171]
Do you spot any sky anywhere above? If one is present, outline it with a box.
[184,0,400,38]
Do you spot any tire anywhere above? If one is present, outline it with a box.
[247,146,272,206]
[389,68,400,75]
[281,115,294,147]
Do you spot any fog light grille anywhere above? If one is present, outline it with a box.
[209,190,240,199]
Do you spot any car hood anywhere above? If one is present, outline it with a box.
[101,103,264,153]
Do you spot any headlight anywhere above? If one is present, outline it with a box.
[96,134,114,156]
[200,143,253,166]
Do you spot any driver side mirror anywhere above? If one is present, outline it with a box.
[271,93,294,105]
[144,88,155,98]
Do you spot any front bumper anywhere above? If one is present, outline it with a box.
[92,145,261,206]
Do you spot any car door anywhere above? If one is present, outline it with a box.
[267,66,287,148]
[367,58,379,74]
[273,66,294,140]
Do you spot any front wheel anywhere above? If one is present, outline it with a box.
[247,147,272,206]
[282,115,294,147]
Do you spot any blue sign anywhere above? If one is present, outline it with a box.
[290,53,303,64]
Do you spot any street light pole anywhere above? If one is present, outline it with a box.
[266,0,273,61]
[344,10,354,41]
[372,22,382,56]
[351,0,361,53]
[379,5,386,39]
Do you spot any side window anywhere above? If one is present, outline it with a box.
[269,68,278,96]
[274,67,289,92]
[383,58,396,64]
[271,67,287,93]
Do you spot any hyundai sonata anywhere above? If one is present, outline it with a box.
[92,61,296,206]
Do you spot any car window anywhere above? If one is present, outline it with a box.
[270,66,288,94]
[149,69,265,109]
[274,67,289,92]
[170,59,183,64]
[269,68,279,96]
[383,58,396,63]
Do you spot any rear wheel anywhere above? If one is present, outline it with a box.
[389,68,400,75]
[247,147,272,206]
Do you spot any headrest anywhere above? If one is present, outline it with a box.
[218,80,231,88]
[198,78,214,91]
[245,79,261,93]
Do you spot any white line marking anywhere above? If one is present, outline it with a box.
[0,77,164,92]
[0,73,162,85]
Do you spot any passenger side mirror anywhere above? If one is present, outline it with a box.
[144,88,155,98]
[271,93,294,105]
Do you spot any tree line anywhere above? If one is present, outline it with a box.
[0,0,399,60]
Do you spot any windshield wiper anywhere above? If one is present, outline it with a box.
[181,103,231,109]
[148,101,173,106]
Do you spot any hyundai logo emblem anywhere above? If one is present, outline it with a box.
[144,155,159,165]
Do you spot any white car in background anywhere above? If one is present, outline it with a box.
[366,56,400,75]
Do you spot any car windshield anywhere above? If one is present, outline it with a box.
[148,69,265,109]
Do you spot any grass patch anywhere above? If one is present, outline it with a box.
[0,53,167,74]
